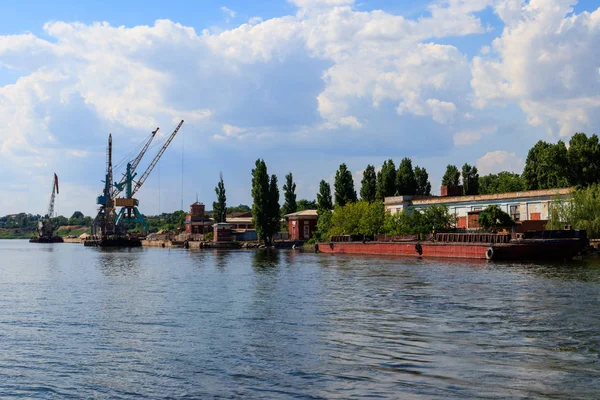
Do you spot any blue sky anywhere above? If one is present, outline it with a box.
[1,0,599,217]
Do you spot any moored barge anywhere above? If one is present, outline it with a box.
[318,230,588,261]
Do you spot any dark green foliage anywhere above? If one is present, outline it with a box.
[383,205,456,235]
[478,205,513,231]
[145,210,186,233]
[334,163,357,207]
[414,166,431,196]
[226,204,251,214]
[67,211,93,226]
[442,165,460,186]
[523,140,569,190]
[478,172,525,194]
[251,159,281,245]
[317,180,333,211]
[461,163,479,195]
[316,180,333,240]
[282,173,297,216]
[376,159,396,200]
[360,165,377,202]
[213,173,227,223]
[547,184,600,238]
[327,201,385,238]
[297,199,317,211]
[396,157,417,195]
[567,133,600,187]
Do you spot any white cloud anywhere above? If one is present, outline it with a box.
[471,0,600,138]
[290,0,355,9]
[220,6,237,22]
[476,150,524,175]
[453,126,497,146]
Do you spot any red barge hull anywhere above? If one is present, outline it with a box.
[317,239,586,261]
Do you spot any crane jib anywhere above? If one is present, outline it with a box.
[132,120,184,197]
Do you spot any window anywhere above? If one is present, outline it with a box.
[510,205,520,222]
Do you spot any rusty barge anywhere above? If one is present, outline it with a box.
[318,230,589,261]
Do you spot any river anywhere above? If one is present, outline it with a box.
[1,240,599,398]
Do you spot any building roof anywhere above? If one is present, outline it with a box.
[226,217,253,224]
[385,187,574,206]
[285,209,318,218]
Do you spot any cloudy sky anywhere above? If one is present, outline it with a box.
[1,0,599,217]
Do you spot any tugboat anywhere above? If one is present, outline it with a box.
[30,173,64,244]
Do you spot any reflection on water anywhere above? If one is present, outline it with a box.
[1,240,599,399]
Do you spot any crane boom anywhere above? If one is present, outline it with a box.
[47,173,59,218]
[112,127,159,198]
[132,120,184,197]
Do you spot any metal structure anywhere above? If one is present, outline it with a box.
[37,173,59,239]
[92,134,116,236]
[113,120,184,233]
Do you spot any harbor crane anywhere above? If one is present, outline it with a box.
[30,173,63,243]
[92,134,116,236]
[114,120,184,233]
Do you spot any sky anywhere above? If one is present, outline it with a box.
[0,0,599,217]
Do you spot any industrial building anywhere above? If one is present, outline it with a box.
[384,187,574,230]
[286,210,318,241]
[184,202,213,234]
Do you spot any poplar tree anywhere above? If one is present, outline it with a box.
[251,159,280,245]
[334,163,357,207]
[212,172,227,223]
[376,159,396,200]
[317,180,333,211]
[360,165,377,203]
[442,165,461,186]
[461,163,479,195]
[282,172,297,216]
[396,157,417,195]
[317,180,333,238]
[414,166,432,196]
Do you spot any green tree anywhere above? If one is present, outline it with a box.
[212,173,227,223]
[461,163,479,195]
[317,180,333,211]
[547,184,600,238]
[478,172,525,194]
[478,205,513,231]
[442,165,460,186]
[226,204,251,214]
[376,159,396,200]
[523,140,569,190]
[316,180,333,240]
[567,133,600,187]
[251,159,281,245]
[414,166,431,196]
[334,163,357,207]
[282,172,297,216]
[297,199,317,211]
[360,165,377,202]
[396,157,417,195]
[327,201,384,238]
[383,205,455,235]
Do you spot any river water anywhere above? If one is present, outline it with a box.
[1,240,599,399]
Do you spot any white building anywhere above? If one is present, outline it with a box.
[384,187,573,230]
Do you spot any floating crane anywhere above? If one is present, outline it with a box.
[30,173,63,243]
[92,134,116,236]
[114,120,184,233]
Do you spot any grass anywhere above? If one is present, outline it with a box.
[0,229,35,239]
[56,226,91,237]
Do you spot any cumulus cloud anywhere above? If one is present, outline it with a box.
[471,0,600,138]
[476,150,524,175]
[1,0,598,215]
